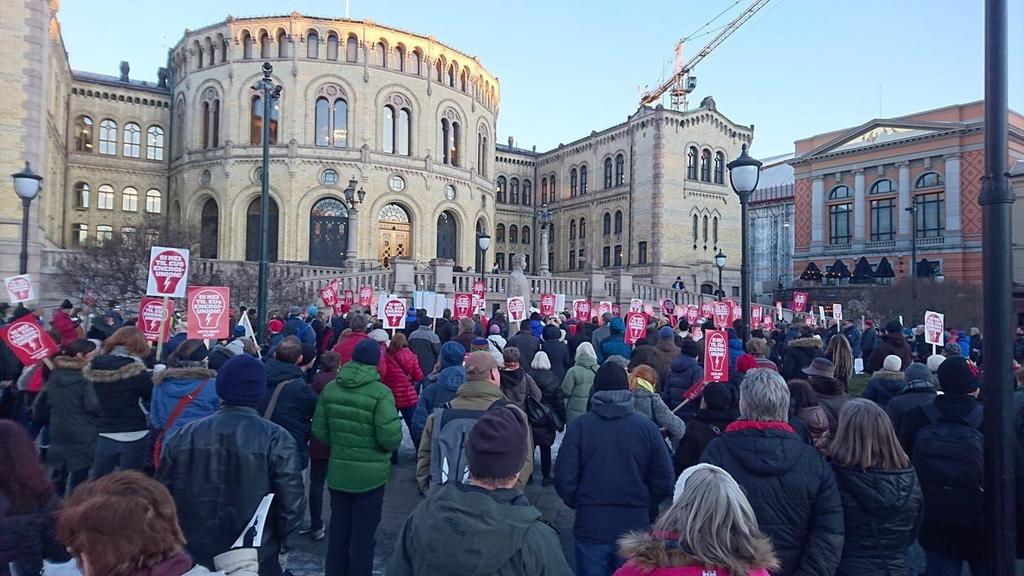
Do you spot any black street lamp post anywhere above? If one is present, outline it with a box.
[714,250,726,302]
[477,231,491,285]
[11,162,43,275]
[905,205,918,300]
[727,144,763,342]
[252,63,282,345]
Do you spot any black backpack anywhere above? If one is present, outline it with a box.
[911,402,984,528]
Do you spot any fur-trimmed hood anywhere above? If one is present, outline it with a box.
[870,369,906,382]
[618,530,777,574]
[52,356,89,371]
[83,355,147,383]
[788,337,822,349]
[154,366,217,385]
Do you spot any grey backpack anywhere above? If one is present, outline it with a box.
[429,399,510,487]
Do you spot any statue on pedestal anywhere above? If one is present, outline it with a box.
[505,253,531,332]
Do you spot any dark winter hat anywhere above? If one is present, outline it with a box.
[352,339,381,366]
[592,362,629,392]
[232,325,246,338]
[418,316,433,327]
[177,340,209,363]
[60,299,73,310]
[680,339,702,358]
[465,351,499,380]
[659,326,675,340]
[885,320,903,334]
[701,382,732,411]
[216,354,267,408]
[936,356,978,395]
[677,318,690,332]
[905,362,933,386]
[288,305,302,317]
[465,406,527,480]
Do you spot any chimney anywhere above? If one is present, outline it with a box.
[119,61,130,82]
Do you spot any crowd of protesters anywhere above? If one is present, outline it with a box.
[2,294,1024,576]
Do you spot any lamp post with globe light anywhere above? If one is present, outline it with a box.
[727,143,763,342]
[11,162,43,276]
[714,250,726,302]
[342,177,367,269]
[252,62,282,344]
[477,231,491,286]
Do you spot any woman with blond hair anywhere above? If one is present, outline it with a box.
[616,464,778,576]
[825,334,854,388]
[629,364,686,444]
[830,399,922,575]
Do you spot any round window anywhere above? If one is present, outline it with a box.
[201,169,211,186]
[322,169,339,186]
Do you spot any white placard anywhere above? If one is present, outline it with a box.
[146,246,190,298]
[232,493,275,549]
[555,294,566,313]
[4,274,35,304]
[833,303,843,321]
[924,310,945,346]
[428,293,447,319]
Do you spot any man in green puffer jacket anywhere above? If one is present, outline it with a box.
[313,339,402,576]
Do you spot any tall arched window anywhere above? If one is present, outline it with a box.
[383,106,394,153]
[250,95,279,145]
[447,64,455,87]
[549,176,557,201]
[522,226,531,244]
[692,214,699,243]
[97,185,114,210]
[713,216,719,245]
[395,45,406,71]
[375,41,387,67]
[700,149,711,182]
[603,212,611,235]
[509,178,520,204]
[509,225,518,244]
[259,31,271,59]
[460,68,468,92]
[714,152,725,184]
[315,98,330,146]
[74,115,94,152]
[615,153,625,186]
[916,172,942,188]
[276,30,289,58]
[702,215,708,243]
[314,89,348,147]
[201,89,220,149]
[541,178,548,204]
[580,165,589,194]
[122,123,141,157]
[451,121,460,166]
[145,189,162,214]
[687,147,698,179]
[98,119,117,155]
[496,224,505,243]
[603,157,613,188]
[306,31,319,58]
[74,182,90,208]
[326,33,339,60]
[382,103,410,155]
[579,218,586,239]
[614,210,623,234]
[200,198,219,258]
[522,180,532,206]
[146,126,164,160]
[440,116,460,166]
[569,220,576,239]
[242,31,254,59]
[121,187,138,212]
[413,49,423,75]
[496,176,507,203]
[346,35,358,62]
[570,168,578,196]
[477,128,488,177]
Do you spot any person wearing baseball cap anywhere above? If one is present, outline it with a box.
[389,407,572,575]
[159,354,304,574]
[416,351,535,494]
[554,363,675,575]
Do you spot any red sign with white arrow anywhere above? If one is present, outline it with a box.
[703,330,730,383]
[0,318,58,367]
[147,246,190,298]
[625,312,647,346]
[382,297,407,329]
[453,293,473,320]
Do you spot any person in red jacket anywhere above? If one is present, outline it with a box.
[383,333,424,446]
[331,312,387,376]
[52,300,79,347]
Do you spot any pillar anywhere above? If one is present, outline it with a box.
[345,207,360,271]
[811,176,824,244]
[539,225,551,276]
[853,169,865,242]
[898,162,911,236]
[944,155,962,237]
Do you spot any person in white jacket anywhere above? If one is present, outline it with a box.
[487,324,507,363]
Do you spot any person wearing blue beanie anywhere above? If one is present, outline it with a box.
[307,305,319,318]
[216,354,266,407]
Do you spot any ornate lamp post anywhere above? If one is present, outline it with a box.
[727,143,763,342]
[714,250,726,302]
[252,62,282,344]
[11,162,43,275]
[905,205,919,299]
[342,177,367,270]
[537,204,553,276]
[477,231,491,285]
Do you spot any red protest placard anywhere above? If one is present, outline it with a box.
[187,287,230,340]
[727,299,742,324]
[660,299,676,318]
[146,246,190,298]
[629,298,643,313]
[712,301,731,329]
[762,314,775,331]
[703,330,730,383]
[540,294,556,317]
[598,301,613,319]
[700,301,714,320]
[453,293,473,320]
[625,312,647,346]
[924,311,944,346]
[332,301,346,315]
[507,297,526,322]
[573,300,592,322]
[751,305,763,327]
[611,304,621,318]
[382,297,407,329]
[138,298,174,342]
[341,289,354,307]
[686,305,700,326]
[358,285,374,308]
[319,284,338,307]
[0,318,59,366]
[792,291,809,313]
[472,280,486,300]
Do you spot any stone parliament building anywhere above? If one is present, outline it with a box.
[3,2,754,300]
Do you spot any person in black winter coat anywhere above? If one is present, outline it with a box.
[256,336,318,470]
[540,324,571,384]
[408,317,441,378]
[830,399,923,576]
[662,339,704,413]
[780,327,824,381]
[885,362,936,436]
[674,383,737,475]
[862,354,907,407]
[527,351,567,485]
[865,321,913,373]
[554,363,675,576]
[701,368,844,576]
[506,326,541,370]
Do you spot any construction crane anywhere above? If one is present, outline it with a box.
[640,0,771,110]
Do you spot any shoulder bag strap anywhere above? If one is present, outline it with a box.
[263,379,290,420]
[156,378,209,442]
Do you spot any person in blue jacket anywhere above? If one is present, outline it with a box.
[411,341,467,443]
[283,305,315,346]
[597,317,632,363]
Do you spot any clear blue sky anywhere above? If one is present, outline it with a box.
[60,0,1022,157]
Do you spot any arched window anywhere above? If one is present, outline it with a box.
[435,58,443,82]
[447,63,455,87]
[250,95,279,145]
[74,182,90,208]
[712,216,719,245]
[146,126,164,160]
[871,197,895,241]
[201,89,220,148]
[509,178,520,204]
[477,128,488,177]
[614,210,623,234]
[375,41,387,67]
[570,168,578,196]
[496,253,506,271]
[915,172,942,188]
[99,119,117,155]
[259,31,271,59]
[451,121,460,166]
[440,116,460,166]
[523,180,532,206]
[604,157,613,188]
[208,39,216,66]
[384,103,411,155]
[509,225,518,244]
[193,41,203,70]
[603,212,612,235]
[870,179,895,195]
[74,115,94,152]
[276,30,289,58]
[579,218,586,239]
[569,220,576,240]
[580,165,589,194]
[687,147,698,179]
[460,68,468,92]
[121,187,138,212]
[306,31,319,58]
[326,33,339,60]
[541,178,548,204]
[496,224,506,243]
[145,189,162,214]
[96,225,113,245]
[346,35,358,62]
[496,176,507,203]
[522,226,531,244]
[242,31,254,59]
[692,214,699,243]
[97,185,114,210]
[700,149,711,182]
[383,106,394,153]
[315,91,348,148]
[395,45,406,71]
[413,49,423,75]
[714,152,725,184]
[122,123,141,157]
[829,185,851,200]
[246,197,279,262]
[702,215,708,243]
[549,176,557,201]
[200,198,219,258]
[315,98,330,146]
[71,223,88,247]
[121,226,136,245]
[615,154,625,186]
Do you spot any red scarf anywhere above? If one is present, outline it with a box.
[725,420,795,434]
